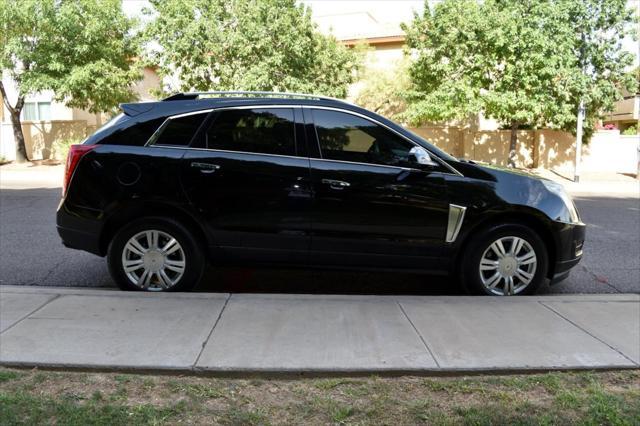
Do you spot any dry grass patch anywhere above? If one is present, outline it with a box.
[0,368,638,425]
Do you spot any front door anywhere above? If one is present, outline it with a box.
[307,108,450,270]
[180,107,312,264]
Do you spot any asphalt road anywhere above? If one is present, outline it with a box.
[0,178,638,294]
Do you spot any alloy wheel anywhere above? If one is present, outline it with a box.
[479,236,537,295]
[121,229,186,291]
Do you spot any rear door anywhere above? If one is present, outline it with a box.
[306,107,450,270]
[180,106,312,264]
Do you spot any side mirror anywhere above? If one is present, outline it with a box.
[409,146,439,167]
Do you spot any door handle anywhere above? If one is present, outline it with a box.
[322,178,350,190]
[191,162,220,174]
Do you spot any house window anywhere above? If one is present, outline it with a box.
[21,101,52,121]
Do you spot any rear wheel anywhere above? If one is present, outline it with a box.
[461,224,548,295]
[107,217,204,292]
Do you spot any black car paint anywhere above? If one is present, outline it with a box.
[57,97,585,282]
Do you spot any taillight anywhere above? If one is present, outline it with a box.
[62,144,96,197]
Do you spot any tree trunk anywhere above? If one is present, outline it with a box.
[9,108,28,163]
[0,82,28,163]
[508,121,518,168]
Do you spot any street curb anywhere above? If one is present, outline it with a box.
[1,285,638,302]
[1,361,638,378]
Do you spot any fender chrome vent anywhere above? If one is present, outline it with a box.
[446,204,467,243]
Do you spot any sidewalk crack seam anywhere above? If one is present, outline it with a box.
[193,293,232,369]
[397,301,441,368]
[0,294,62,335]
[539,301,638,366]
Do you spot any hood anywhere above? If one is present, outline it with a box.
[475,163,547,180]
[449,160,549,184]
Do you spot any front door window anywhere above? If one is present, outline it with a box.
[312,109,420,168]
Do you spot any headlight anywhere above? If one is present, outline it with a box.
[542,180,580,223]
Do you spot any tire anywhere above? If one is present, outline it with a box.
[460,224,548,296]
[107,216,205,292]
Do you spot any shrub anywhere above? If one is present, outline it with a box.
[621,124,638,135]
[52,138,80,161]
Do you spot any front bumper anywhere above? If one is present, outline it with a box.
[550,221,586,284]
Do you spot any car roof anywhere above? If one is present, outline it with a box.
[91,91,459,163]
[119,92,363,119]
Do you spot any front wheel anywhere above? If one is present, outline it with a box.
[107,217,205,292]
[461,224,548,295]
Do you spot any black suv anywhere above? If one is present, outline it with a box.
[57,91,585,295]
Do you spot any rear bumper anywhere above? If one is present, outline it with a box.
[57,225,103,256]
[56,201,104,256]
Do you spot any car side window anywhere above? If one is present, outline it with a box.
[206,108,296,156]
[312,109,420,168]
[100,118,165,146]
[149,112,208,146]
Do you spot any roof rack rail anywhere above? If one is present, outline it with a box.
[162,91,352,104]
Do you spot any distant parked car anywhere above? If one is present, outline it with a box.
[56,92,585,295]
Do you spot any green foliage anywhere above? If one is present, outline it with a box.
[0,0,141,113]
[402,0,638,139]
[52,137,80,161]
[354,60,411,121]
[144,0,360,98]
[621,124,639,136]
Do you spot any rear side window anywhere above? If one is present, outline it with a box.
[206,108,295,156]
[149,112,208,146]
[99,118,165,146]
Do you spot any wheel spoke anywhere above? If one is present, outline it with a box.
[137,269,151,289]
[146,231,159,249]
[484,272,502,288]
[510,237,524,256]
[155,271,170,289]
[480,258,499,271]
[517,251,536,265]
[124,258,144,273]
[490,240,507,259]
[126,239,146,256]
[164,259,185,273]
[515,268,533,284]
[504,276,514,295]
[162,238,180,255]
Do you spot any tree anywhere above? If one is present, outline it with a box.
[0,0,141,162]
[402,0,637,167]
[144,0,360,98]
[564,0,637,140]
[354,60,411,121]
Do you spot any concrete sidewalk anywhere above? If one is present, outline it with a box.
[0,286,638,374]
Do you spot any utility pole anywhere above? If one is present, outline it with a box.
[574,99,585,183]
